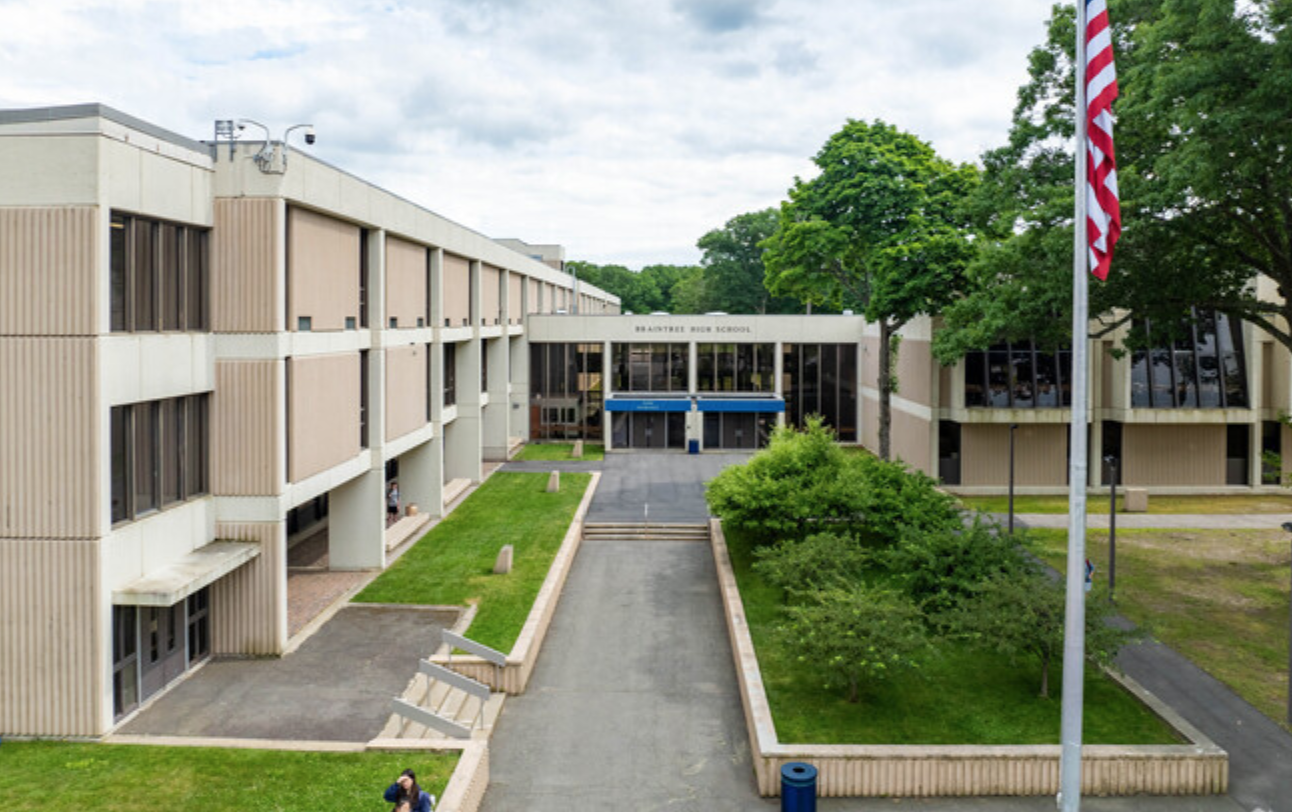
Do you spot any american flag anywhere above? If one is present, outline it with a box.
[1085,0,1120,281]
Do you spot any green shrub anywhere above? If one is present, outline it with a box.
[778,584,930,703]
[848,454,961,549]
[706,418,857,544]
[753,532,869,600]
[941,569,1136,698]
[881,517,1032,619]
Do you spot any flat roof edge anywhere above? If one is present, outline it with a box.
[0,103,210,154]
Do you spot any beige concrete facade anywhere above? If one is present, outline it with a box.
[0,103,616,737]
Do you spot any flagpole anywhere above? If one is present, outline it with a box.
[1059,0,1090,809]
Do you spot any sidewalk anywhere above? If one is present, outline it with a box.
[1014,510,1292,812]
[1014,511,1292,530]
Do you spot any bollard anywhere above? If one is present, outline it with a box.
[781,762,817,812]
[546,470,560,492]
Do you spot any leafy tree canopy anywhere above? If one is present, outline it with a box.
[693,209,803,314]
[567,261,699,314]
[763,119,979,457]
[935,0,1292,362]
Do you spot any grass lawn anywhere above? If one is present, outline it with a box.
[725,529,1181,745]
[514,442,605,462]
[0,741,456,812]
[354,472,590,652]
[1031,527,1291,729]
[959,493,1292,515]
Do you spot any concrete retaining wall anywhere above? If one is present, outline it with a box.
[431,472,600,694]
[710,519,1228,798]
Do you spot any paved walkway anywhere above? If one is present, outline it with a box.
[482,456,1282,811]
[118,605,454,742]
[1015,512,1292,530]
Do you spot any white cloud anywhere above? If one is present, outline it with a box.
[0,0,1055,266]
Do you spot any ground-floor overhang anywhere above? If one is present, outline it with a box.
[112,540,260,607]
[605,395,785,413]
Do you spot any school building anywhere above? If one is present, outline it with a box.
[3,103,1289,738]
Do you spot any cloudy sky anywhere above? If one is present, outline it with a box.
[0,0,1055,267]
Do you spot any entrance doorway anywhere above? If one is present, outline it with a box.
[611,412,686,449]
[139,604,187,700]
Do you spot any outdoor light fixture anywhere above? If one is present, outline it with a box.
[210,118,316,173]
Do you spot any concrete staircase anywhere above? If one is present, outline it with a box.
[383,660,505,742]
[582,522,711,543]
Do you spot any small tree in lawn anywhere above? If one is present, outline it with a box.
[945,570,1133,698]
[778,584,928,704]
[754,532,869,600]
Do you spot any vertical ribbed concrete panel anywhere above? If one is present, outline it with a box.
[213,198,279,333]
[0,538,102,735]
[0,207,98,336]
[962,424,1068,487]
[1124,424,1226,486]
[386,236,428,328]
[508,272,522,324]
[213,360,281,496]
[211,522,286,655]
[443,253,470,326]
[528,278,540,314]
[287,207,360,332]
[287,353,360,482]
[384,344,428,441]
[481,265,501,325]
[0,338,99,539]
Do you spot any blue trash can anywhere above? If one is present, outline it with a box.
[781,761,817,812]
[687,439,699,454]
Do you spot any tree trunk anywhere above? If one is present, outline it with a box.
[878,319,893,460]
[847,674,859,703]
[1039,652,1050,699]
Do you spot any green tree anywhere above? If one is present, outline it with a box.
[778,584,929,703]
[669,265,709,314]
[944,570,1134,698]
[753,532,869,600]
[763,120,979,459]
[935,0,1292,362]
[880,517,1032,620]
[695,209,802,314]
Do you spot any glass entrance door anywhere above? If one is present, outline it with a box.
[139,604,186,700]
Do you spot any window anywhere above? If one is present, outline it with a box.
[782,343,858,441]
[482,343,490,393]
[359,230,370,329]
[109,213,210,333]
[110,395,210,525]
[112,606,138,719]
[962,341,1072,409]
[359,350,370,447]
[529,343,605,440]
[1129,310,1248,408]
[611,343,687,392]
[444,344,457,407]
[186,588,210,663]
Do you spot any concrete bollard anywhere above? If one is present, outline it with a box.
[572,439,584,459]
[494,544,514,574]
[547,470,560,492]
[1123,487,1148,513]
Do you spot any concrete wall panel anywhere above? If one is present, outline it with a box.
[0,338,99,538]
[211,521,285,655]
[385,344,428,442]
[386,236,427,329]
[443,253,470,327]
[0,537,102,735]
[962,424,1068,487]
[0,207,98,335]
[213,198,279,333]
[287,353,360,482]
[508,272,523,324]
[213,360,281,496]
[481,265,501,326]
[287,207,360,332]
[1124,424,1226,487]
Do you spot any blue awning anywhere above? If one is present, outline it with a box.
[697,399,785,413]
[605,398,692,412]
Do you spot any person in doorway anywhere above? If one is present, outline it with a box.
[384,768,434,812]
[387,480,400,524]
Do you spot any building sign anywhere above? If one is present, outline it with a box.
[633,323,754,335]
[605,398,692,412]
